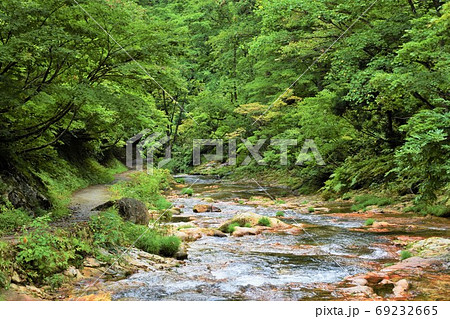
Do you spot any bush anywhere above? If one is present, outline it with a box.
[257,217,271,227]
[393,109,450,203]
[275,211,285,217]
[0,208,32,233]
[244,222,252,227]
[364,218,375,226]
[110,170,172,209]
[308,207,315,212]
[181,188,194,196]
[16,216,90,283]
[400,250,412,260]
[351,194,394,211]
[91,210,181,257]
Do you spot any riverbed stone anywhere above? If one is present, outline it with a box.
[117,197,150,225]
[406,237,450,260]
[393,279,409,298]
[232,226,260,237]
[218,212,287,232]
[193,204,221,213]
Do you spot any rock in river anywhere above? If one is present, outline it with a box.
[193,204,221,213]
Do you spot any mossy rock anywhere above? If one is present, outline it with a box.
[218,212,285,232]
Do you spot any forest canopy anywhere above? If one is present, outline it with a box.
[0,0,449,210]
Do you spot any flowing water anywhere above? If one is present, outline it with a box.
[108,175,445,301]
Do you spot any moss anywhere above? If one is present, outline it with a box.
[257,217,271,227]
[364,218,375,226]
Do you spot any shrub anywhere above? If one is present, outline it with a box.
[393,109,450,203]
[275,211,285,217]
[110,170,172,208]
[181,188,194,196]
[89,210,127,249]
[364,218,375,226]
[257,217,271,227]
[308,207,315,212]
[400,250,412,260]
[0,208,32,233]
[244,222,252,228]
[15,216,90,283]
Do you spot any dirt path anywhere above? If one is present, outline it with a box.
[53,170,132,226]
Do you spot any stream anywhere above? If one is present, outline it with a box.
[105,175,431,301]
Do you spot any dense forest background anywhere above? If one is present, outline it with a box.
[0,0,449,216]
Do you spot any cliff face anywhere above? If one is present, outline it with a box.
[0,166,51,214]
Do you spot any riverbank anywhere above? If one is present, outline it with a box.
[65,175,449,301]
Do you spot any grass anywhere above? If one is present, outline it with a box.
[351,194,394,211]
[404,204,450,217]
[274,199,286,204]
[364,218,375,226]
[181,188,193,196]
[257,217,271,227]
[110,170,172,209]
[226,222,241,233]
[244,222,252,228]
[275,211,285,217]
[308,207,315,212]
[400,250,412,260]
[91,209,181,257]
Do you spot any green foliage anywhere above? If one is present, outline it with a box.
[308,207,315,213]
[181,188,194,196]
[244,223,252,228]
[226,222,241,234]
[364,218,376,226]
[16,216,91,283]
[393,109,450,203]
[275,211,285,217]
[110,170,172,209]
[257,217,271,227]
[0,207,32,234]
[400,250,412,261]
[404,204,450,217]
[0,241,13,289]
[351,195,394,211]
[90,209,180,257]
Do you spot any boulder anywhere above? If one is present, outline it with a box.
[117,198,150,225]
[232,226,260,237]
[382,257,442,272]
[372,221,391,228]
[193,204,221,213]
[63,266,83,280]
[218,212,287,232]
[393,279,409,298]
[407,237,450,260]
[175,244,188,260]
